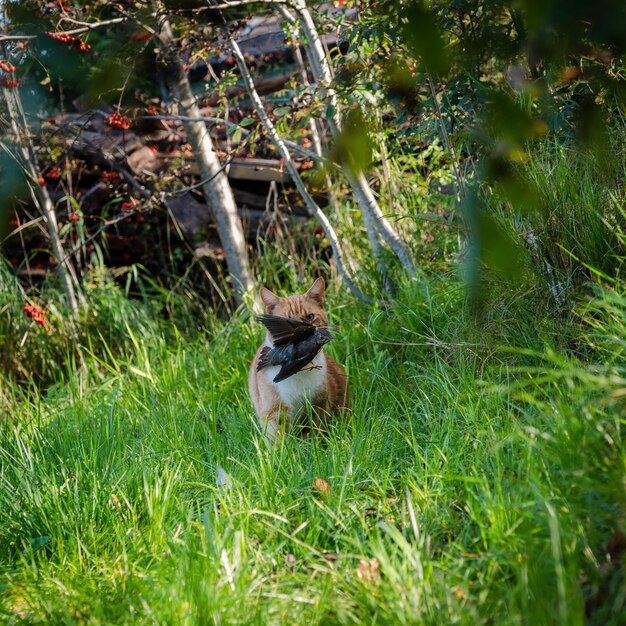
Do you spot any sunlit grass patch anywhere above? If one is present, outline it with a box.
[1,265,626,624]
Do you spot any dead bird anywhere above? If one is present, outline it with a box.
[256,314,334,383]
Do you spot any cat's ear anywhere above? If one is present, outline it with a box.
[260,287,280,313]
[305,277,325,307]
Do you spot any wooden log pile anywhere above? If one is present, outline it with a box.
[3,9,353,286]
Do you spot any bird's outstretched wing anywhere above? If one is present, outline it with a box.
[257,314,316,346]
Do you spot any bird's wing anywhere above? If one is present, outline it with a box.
[257,315,316,346]
[272,340,323,382]
[257,344,294,371]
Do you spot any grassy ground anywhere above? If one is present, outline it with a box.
[2,132,626,625]
[1,262,626,625]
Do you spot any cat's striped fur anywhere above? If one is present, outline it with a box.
[248,278,349,440]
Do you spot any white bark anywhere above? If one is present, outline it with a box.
[0,0,80,313]
[278,5,326,163]
[156,16,254,305]
[2,86,80,314]
[229,35,375,304]
[525,227,565,309]
[291,0,417,279]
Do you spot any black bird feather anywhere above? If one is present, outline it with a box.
[256,315,333,382]
[256,314,316,345]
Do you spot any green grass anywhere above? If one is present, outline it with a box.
[1,269,626,625]
[1,119,625,626]
[488,134,626,294]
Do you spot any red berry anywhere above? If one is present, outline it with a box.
[24,303,47,326]
[106,112,131,130]
[102,171,121,183]
[46,32,90,52]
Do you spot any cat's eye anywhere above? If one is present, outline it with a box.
[305,313,315,321]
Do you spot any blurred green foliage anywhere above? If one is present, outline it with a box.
[328,107,374,173]
[348,0,626,294]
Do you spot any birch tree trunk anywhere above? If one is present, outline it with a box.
[291,0,417,279]
[0,0,80,313]
[2,85,80,314]
[278,4,326,164]
[229,34,375,305]
[155,14,254,306]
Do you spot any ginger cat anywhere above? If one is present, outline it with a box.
[248,278,349,439]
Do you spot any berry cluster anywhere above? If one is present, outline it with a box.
[45,32,91,52]
[102,171,121,183]
[0,76,20,88]
[106,112,132,130]
[24,303,47,326]
[0,60,16,72]
[45,166,61,179]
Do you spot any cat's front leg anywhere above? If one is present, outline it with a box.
[261,405,289,444]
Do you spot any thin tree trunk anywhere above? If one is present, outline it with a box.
[155,14,254,306]
[0,0,80,313]
[427,74,466,202]
[2,86,80,314]
[228,34,375,305]
[525,227,565,309]
[278,4,326,164]
[291,0,417,279]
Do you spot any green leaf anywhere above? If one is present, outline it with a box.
[328,107,373,173]
[399,2,450,76]
[231,127,243,144]
[239,118,255,127]
[410,212,448,224]
[273,106,291,117]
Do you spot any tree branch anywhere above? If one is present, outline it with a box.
[228,31,376,305]
[0,17,129,41]
[51,17,128,35]
[140,113,323,163]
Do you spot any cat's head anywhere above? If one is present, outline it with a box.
[260,278,328,328]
